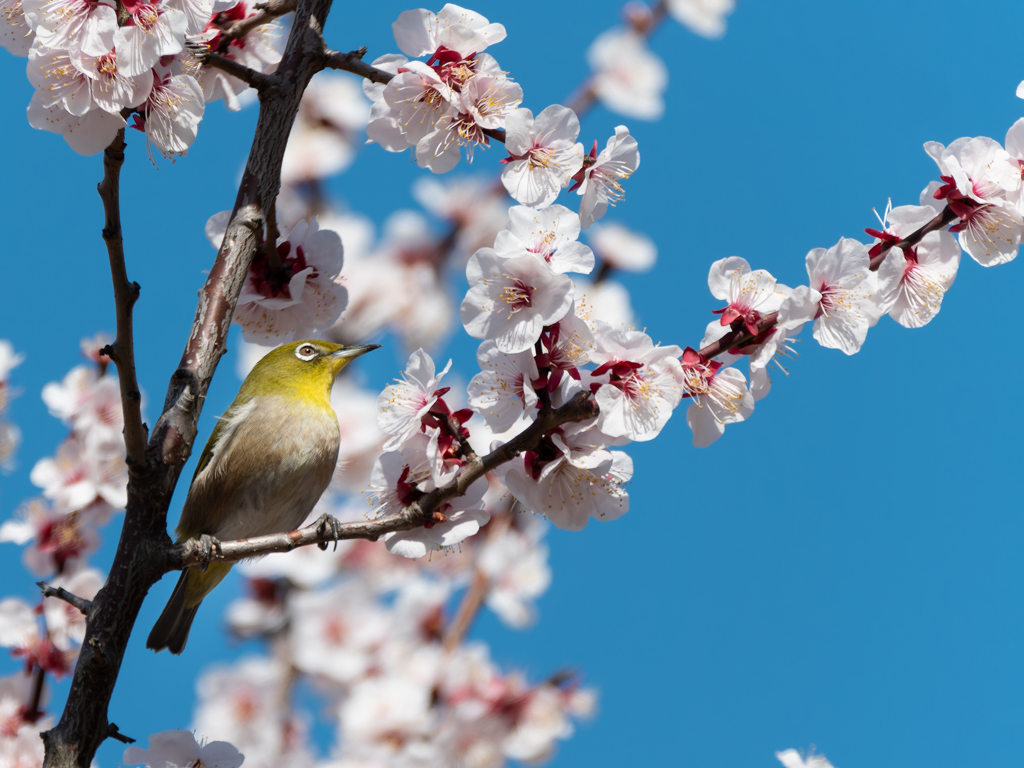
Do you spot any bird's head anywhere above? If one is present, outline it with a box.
[240,340,381,402]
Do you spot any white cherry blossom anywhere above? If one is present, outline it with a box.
[777,237,884,355]
[1,0,34,56]
[27,86,125,154]
[466,341,540,432]
[925,136,1023,266]
[134,71,205,160]
[113,0,187,78]
[205,214,347,344]
[493,204,594,275]
[197,0,282,111]
[587,28,667,120]
[124,730,245,768]
[588,328,683,442]
[376,348,453,451]
[21,0,115,57]
[667,0,735,39]
[500,105,584,207]
[587,221,656,272]
[706,256,788,336]
[680,346,754,447]
[461,250,574,353]
[392,3,505,59]
[867,203,961,328]
[575,125,640,228]
[496,426,631,531]
[30,433,128,512]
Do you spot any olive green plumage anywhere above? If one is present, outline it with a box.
[147,339,380,654]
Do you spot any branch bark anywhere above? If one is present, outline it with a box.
[96,129,147,470]
[42,0,340,764]
[170,391,600,568]
[203,52,275,91]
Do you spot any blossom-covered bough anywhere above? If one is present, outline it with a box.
[1,0,1021,766]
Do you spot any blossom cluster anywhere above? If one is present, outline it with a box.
[2,0,280,157]
[0,338,123,765]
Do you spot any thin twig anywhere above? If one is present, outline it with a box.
[217,0,296,47]
[321,47,393,84]
[96,129,147,469]
[106,724,135,745]
[699,204,959,360]
[37,582,92,616]
[203,52,275,91]
[172,391,599,568]
[443,569,489,653]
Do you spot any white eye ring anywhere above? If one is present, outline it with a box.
[295,345,317,361]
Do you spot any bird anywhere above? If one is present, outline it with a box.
[147,339,380,654]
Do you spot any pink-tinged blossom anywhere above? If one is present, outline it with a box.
[467,341,540,432]
[707,256,789,336]
[588,328,683,442]
[193,656,314,768]
[392,3,506,59]
[500,105,585,207]
[1003,118,1024,216]
[27,87,125,154]
[197,0,281,111]
[0,499,101,576]
[380,59,456,148]
[777,238,883,355]
[21,0,115,57]
[0,673,50,766]
[667,0,735,39]
[377,348,453,451]
[493,204,594,275]
[866,202,961,328]
[680,346,753,447]
[41,363,126,453]
[207,214,347,344]
[925,136,1023,266]
[478,518,551,629]
[124,730,245,768]
[587,221,656,272]
[573,126,640,228]
[415,72,523,173]
[776,747,836,768]
[112,0,187,77]
[587,28,667,120]
[496,426,632,531]
[30,433,127,512]
[461,250,574,354]
[132,71,204,160]
[28,45,152,121]
[368,433,490,557]
[281,73,369,184]
[289,581,391,685]
[0,597,75,678]
[1,0,34,56]
[166,0,209,35]
[341,675,434,747]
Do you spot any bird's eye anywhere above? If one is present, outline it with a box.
[295,344,318,361]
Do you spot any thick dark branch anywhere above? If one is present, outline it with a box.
[37,582,92,616]
[203,52,274,91]
[171,392,599,568]
[44,0,339,763]
[218,0,296,46]
[321,47,394,84]
[96,130,147,470]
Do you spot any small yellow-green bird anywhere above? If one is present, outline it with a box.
[147,339,380,654]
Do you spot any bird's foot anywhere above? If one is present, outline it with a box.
[198,533,222,572]
[314,513,343,551]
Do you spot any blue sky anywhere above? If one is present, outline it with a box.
[2,1,1024,766]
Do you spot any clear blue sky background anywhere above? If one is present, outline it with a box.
[2,1,1023,766]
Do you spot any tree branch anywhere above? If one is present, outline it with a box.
[321,47,393,84]
[698,204,959,360]
[217,0,296,47]
[202,52,275,91]
[170,391,599,568]
[37,582,92,616]
[43,0,341,762]
[96,129,147,470]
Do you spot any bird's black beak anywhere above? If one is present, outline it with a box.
[330,344,382,361]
